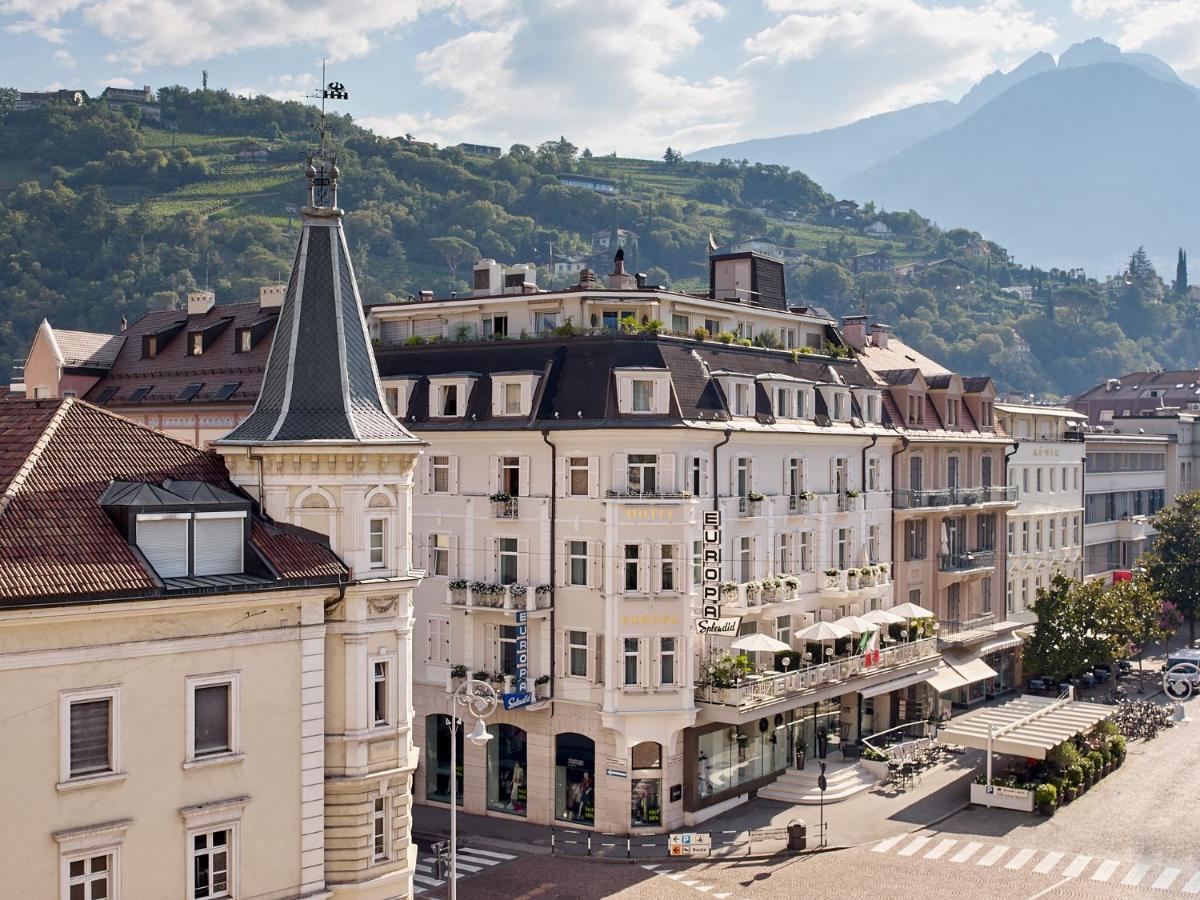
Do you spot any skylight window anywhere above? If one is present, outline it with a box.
[127,386,153,403]
[213,382,241,401]
[178,383,204,401]
[94,387,118,404]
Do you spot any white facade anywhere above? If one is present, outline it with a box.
[1082,432,1171,581]
[996,403,1086,617]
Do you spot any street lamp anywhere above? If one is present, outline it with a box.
[447,678,498,900]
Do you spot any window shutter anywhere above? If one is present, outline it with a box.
[639,637,649,686]
[613,453,628,492]
[486,623,499,671]
[136,516,189,577]
[675,635,685,686]
[729,456,738,498]
[517,538,530,583]
[700,458,710,498]
[588,633,604,684]
[449,456,460,494]
[193,514,244,575]
[556,629,567,680]
[556,540,567,588]
[556,457,567,498]
[651,638,661,687]
[492,383,504,418]
[651,544,662,595]
[587,455,600,498]
[424,455,434,493]
[640,542,651,593]
[589,540,603,590]
[492,539,500,582]
[489,456,500,494]
[518,456,531,496]
[450,534,459,574]
[659,452,676,492]
[427,533,435,574]
[747,457,755,492]
[619,378,633,412]
[69,699,110,775]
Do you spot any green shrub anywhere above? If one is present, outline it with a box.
[716,331,735,344]
[1035,783,1057,807]
[404,334,426,346]
[1065,764,1084,787]
[692,327,709,341]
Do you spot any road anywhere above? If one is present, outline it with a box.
[435,693,1198,899]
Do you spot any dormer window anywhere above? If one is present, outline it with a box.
[980,400,994,427]
[191,332,204,356]
[504,382,521,414]
[615,368,671,415]
[491,372,541,418]
[238,329,252,353]
[381,377,418,418]
[440,385,458,417]
[833,393,847,420]
[145,335,158,358]
[945,398,959,427]
[774,387,793,418]
[907,394,924,425]
[632,380,653,412]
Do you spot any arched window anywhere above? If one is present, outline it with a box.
[631,742,661,769]
[487,724,527,816]
[424,714,462,806]
[554,732,594,825]
[298,489,333,539]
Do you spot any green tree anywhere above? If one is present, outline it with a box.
[1024,575,1133,681]
[1141,491,1200,645]
[429,236,479,284]
[1174,247,1188,295]
[1115,578,1180,677]
[663,147,682,165]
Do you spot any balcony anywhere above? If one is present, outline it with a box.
[737,495,766,517]
[938,613,1001,646]
[447,582,553,613]
[820,565,892,597]
[893,485,1018,510]
[937,549,997,573]
[696,637,939,722]
[491,496,520,518]
[787,495,814,515]
[1116,515,1155,542]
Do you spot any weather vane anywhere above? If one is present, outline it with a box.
[304,59,349,210]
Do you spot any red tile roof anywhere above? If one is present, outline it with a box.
[84,301,276,408]
[0,398,345,605]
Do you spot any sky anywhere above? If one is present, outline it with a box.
[3,0,1199,157]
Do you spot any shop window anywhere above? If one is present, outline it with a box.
[487,724,527,816]
[554,733,595,825]
[424,714,463,806]
[631,778,661,828]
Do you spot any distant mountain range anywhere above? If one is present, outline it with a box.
[689,39,1200,274]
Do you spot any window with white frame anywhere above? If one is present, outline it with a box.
[786,458,803,498]
[833,392,847,420]
[568,457,590,496]
[776,615,791,646]
[659,545,676,592]
[568,630,589,677]
[834,528,852,569]
[63,848,116,900]
[774,387,793,418]
[431,456,452,493]
[800,532,813,572]
[372,660,390,726]
[568,540,588,586]
[632,379,654,412]
[672,313,689,334]
[503,382,522,415]
[535,311,559,334]
[1007,522,1015,554]
[733,383,750,416]
[1062,517,1069,547]
[624,545,642,592]
[1048,517,1057,550]
[373,796,388,862]
[499,456,521,495]
[191,828,233,899]
[689,457,704,496]
[775,532,792,574]
[659,637,676,686]
[866,457,880,491]
[1021,521,1030,553]
[497,537,519,584]
[692,540,702,587]
[868,525,880,563]
[187,673,239,763]
[369,518,386,569]
[735,457,752,497]
[61,687,120,783]
[1035,520,1043,552]
[907,394,923,425]
[797,389,809,418]
[439,384,459,417]
[945,397,958,427]
[431,533,450,576]
[628,454,657,494]
[623,638,640,686]
[738,536,752,582]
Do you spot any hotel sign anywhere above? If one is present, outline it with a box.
[502,609,533,710]
[695,510,741,636]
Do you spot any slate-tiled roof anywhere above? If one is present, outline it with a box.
[377,334,878,428]
[84,301,276,407]
[221,217,421,445]
[0,398,346,606]
[51,327,126,370]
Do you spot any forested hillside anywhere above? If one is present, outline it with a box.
[0,87,1192,397]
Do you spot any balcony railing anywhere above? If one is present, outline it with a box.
[937,549,997,572]
[787,495,814,514]
[737,496,765,517]
[449,583,553,612]
[696,638,938,712]
[939,613,995,637]
[893,485,1018,509]
[820,566,892,593]
[606,489,693,501]
[492,497,520,518]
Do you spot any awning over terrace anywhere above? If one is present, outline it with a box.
[937,693,1113,759]
[926,650,999,693]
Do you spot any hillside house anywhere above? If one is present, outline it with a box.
[852,250,893,273]
[14,89,87,111]
[101,84,161,121]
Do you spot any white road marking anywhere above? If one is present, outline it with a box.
[462,848,518,860]
[642,865,660,871]
[413,874,444,887]
[873,834,908,853]
[1026,876,1073,900]
[950,842,984,864]
[694,886,714,893]
[1091,860,1120,882]
[1122,863,1150,886]
[1181,871,1200,894]
[713,894,732,899]
[1153,867,1182,890]
[977,845,1010,867]
[681,880,699,887]
[1006,849,1037,870]
[1062,854,1092,878]
[1033,852,1064,875]
[898,835,933,857]
[924,839,958,860]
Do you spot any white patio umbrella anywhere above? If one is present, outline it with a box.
[731,633,792,653]
[833,615,877,634]
[890,601,935,619]
[794,621,852,642]
[861,608,905,626]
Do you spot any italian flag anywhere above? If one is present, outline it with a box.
[858,628,881,666]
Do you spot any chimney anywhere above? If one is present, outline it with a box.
[187,289,216,316]
[420,290,434,302]
[259,283,285,310]
[840,315,867,350]
[870,322,890,350]
[607,248,635,290]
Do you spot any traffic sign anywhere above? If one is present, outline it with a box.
[668,833,712,857]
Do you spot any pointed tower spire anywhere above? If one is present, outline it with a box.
[218,161,419,446]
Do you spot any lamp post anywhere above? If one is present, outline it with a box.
[447,678,498,900]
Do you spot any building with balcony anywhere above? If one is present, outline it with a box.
[995,403,1086,619]
[1082,432,1171,581]
[850,317,1020,708]
[379,312,920,831]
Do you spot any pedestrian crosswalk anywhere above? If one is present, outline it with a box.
[640,863,749,900]
[872,833,1200,893]
[413,845,517,895]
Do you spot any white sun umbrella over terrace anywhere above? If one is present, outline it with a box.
[794,621,852,642]
[833,615,877,634]
[890,601,935,619]
[731,633,792,654]
[861,608,905,626]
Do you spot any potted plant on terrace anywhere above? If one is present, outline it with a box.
[846,568,860,590]
[746,491,766,515]
[449,578,469,603]
[450,664,468,691]
[1035,783,1057,817]
[535,584,553,608]
[535,674,551,699]
[508,583,528,608]
[783,575,800,596]
[762,575,783,602]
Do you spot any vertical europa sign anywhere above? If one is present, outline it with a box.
[696,510,740,636]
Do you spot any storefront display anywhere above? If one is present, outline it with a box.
[696,715,791,800]
[554,732,595,825]
[630,778,661,826]
[424,714,462,805]
[487,724,527,816]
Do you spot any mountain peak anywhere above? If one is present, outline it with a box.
[1058,37,1184,86]
[959,50,1055,114]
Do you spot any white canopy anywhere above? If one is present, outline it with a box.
[833,615,878,634]
[927,650,999,693]
[890,601,935,619]
[795,621,852,642]
[937,694,1113,760]
[861,608,906,626]
[732,633,791,653]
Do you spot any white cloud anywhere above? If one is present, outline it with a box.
[53,48,74,66]
[1094,1,1200,78]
